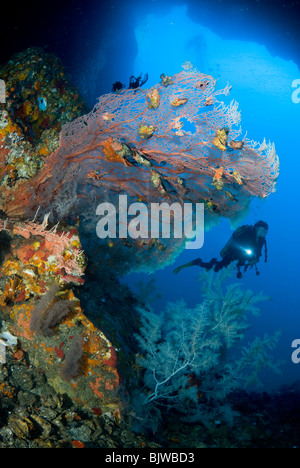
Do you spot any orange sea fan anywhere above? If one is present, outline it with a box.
[1,66,279,237]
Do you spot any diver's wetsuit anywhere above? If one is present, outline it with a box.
[191,256,231,271]
[175,223,268,277]
[129,73,148,89]
[113,74,148,93]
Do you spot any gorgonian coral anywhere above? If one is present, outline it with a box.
[1,63,279,272]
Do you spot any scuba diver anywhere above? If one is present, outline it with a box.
[174,221,268,279]
[112,81,125,93]
[112,73,148,93]
[128,73,148,90]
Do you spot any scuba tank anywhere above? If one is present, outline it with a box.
[220,225,254,259]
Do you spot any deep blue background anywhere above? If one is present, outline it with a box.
[1,0,299,390]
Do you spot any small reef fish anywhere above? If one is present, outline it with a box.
[228,140,244,150]
[146,88,160,109]
[150,169,167,196]
[212,127,229,151]
[212,166,224,190]
[171,97,188,107]
[204,97,214,106]
[132,149,153,167]
[138,124,157,140]
[62,275,85,285]
[101,112,115,122]
[232,170,243,185]
[225,190,238,202]
[160,73,174,87]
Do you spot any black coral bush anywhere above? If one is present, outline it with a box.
[135,266,281,424]
[60,335,83,381]
[30,282,72,336]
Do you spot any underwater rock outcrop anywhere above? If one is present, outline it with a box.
[0,47,88,187]
[0,217,122,419]
[0,49,143,431]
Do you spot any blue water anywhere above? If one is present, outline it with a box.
[70,1,300,391]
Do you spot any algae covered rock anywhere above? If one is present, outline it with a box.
[0,219,122,420]
[0,47,89,186]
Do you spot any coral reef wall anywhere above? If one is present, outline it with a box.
[0,49,128,431]
[0,217,121,418]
